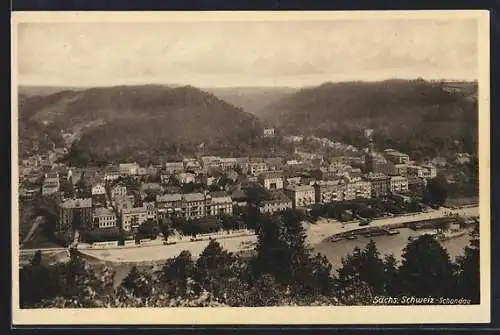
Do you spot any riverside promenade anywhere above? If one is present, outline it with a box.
[77,205,479,263]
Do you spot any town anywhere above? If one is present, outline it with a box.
[19,127,477,256]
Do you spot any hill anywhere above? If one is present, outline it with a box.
[205,86,299,118]
[18,85,263,165]
[260,79,478,160]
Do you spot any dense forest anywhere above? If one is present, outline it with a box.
[18,85,264,164]
[259,79,478,161]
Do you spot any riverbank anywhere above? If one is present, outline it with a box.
[306,205,478,245]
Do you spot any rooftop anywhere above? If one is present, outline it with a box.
[61,198,92,209]
[183,193,205,202]
[285,185,315,192]
[122,206,148,215]
[156,194,183,202]
[93,207,115,217]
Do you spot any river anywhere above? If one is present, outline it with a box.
[313,227,472,271]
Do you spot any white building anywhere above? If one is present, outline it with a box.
[263,128,275,137]
[407,164,437,179]
[91,183,106,196]
[206,194,233,216]
[390,176,409,193]
[92,207,117,230]
[259,192,292,214]
[258,171,284,190]
[344,180,372,200]
[110,184,127,201]
[284,185,316,209]
[119,162,140,175]
[314,180,345,204]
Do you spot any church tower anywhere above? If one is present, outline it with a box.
[364,129,376,173]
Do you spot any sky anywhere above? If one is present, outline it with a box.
[16,18,478,88]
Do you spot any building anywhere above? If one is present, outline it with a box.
[258,171,284,190]
[407,164,437,179]
[365,173,391,198]
[344,180,372,200]
[390,176,409,193]
[103,166,121,181]
[263,128,275,137]
[110,184,127,201]
[58,198,92,232]
[165,162,185,174]
[91,207,117,230]
[314,180,345,204]
[42,173,60,196]
[383,149,410,164]
[156,194,183,215]
[285,176,302,187]
[121,205,149,232]
[183,193,206,219]
[114,195,135,214]
[175,172,196,184]
[119,162,140,175]
[183,158,202,171]
[91,183,106,196]
[206,193,233,216]
[259,191,293,214]
[284,185,316,209]
[243,161,268,175]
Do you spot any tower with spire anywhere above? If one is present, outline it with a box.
[364,129,376,173]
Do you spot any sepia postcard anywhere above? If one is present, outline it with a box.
[11,10,490,325]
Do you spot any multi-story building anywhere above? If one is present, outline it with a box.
[314,180,345,203]
[165,162,185,174]
[365,172,391,198]
[156,194,183,215]
[243,161,268,175]
[110,184,127,201]
[114,195,135,214]
[285,176,302,187]
[344,180,372,200]
[175,172,196,184]
[42,173,60,196]
[91,183,106,196]
[91,207,117,230]
[407,164,437,179]
[183,158,202,171]
[143,201,157,220]
[383,149,410,164]
[284,185,316,209]
[58,198,92,232]
[121,205,149,232]
[183,193,206,219]
[390,176,409,193]
[420,164,438,179]
[119,162,140,175]
[205,193,233,216]
[258,191,293,214]
[263,128,275,137]
[258,171,284,190]
[103,165,121,181]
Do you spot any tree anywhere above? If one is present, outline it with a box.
[398,235,455,297]
[247,274,286,306]
[424,175,449,207]
[159,217,173,242]
[120,266,153,301]
[336,240,387,295]
[383,254,399,295]
[159,250,195,298]
[455,224,480,303]
[194,239,239,299]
